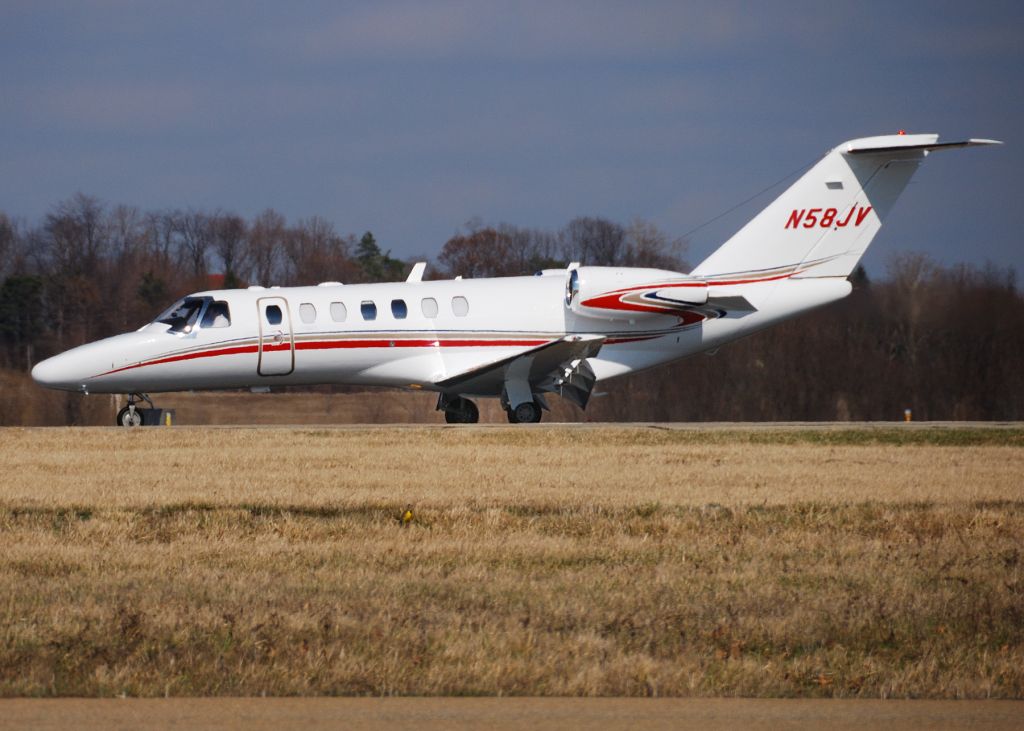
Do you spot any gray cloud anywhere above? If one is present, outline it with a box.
[0,0,1021,275]
[276,1,803,61]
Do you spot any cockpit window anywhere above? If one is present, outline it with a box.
[201,301,231,328]
[155,297,208,334]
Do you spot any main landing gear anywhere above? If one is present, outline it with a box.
[441,395,480,424]
[116,393,154,427]
[506,400,543,424]
[437,393,544,424]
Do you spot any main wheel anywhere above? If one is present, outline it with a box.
[508,401,542,424]
[116,406,143,427]
[444,397,479,424]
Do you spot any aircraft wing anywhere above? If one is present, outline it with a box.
[435,334,605,408]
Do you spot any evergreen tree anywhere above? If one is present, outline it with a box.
[0,275,44,369]
[355,231,405,282]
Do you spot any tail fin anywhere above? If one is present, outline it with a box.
[690,134,1001,279]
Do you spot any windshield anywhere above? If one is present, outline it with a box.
[154,296,210,333]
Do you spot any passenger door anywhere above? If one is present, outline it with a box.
[257,297,294,376]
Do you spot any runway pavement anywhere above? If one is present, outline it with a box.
[1,698,1021,730]
[19,420,1023,430]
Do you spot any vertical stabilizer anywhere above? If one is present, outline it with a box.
[690,134,1001,279]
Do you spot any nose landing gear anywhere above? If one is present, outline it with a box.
[116,393,155,427]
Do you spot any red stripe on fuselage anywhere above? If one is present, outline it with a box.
[704,272,795,286]
[102,344,260,375]
[97,337,552,377]
[296,338,548,350]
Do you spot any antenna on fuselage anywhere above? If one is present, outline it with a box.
[407,262,427,282]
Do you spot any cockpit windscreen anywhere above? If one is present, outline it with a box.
[154,297,209,333]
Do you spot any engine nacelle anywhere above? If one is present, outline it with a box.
[566,266,708,321]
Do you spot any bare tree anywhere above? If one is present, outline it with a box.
[108,206,145,260]
[884,252,940,371]
[437,222,565,279]
[285,217,357,285]
[212,213,248,286]
[40,195,110,346]
[248,209,286,286]
[437,227,513,278]
[44,194,108,277]
[104,205,149,331]
[174,210,214,277]
[0,213,28,279]
[143,211,175,272]
[624,218,688,270]
[561,216,625,266]
[499,224,564,273]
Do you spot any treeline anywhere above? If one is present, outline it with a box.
[584,258,1024,421]
[0,195,403,368]
[0,195,686,371]
[1,194,1022,421]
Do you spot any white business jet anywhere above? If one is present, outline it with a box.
[32,133,1000,425]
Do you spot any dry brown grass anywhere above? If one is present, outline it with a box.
[1,426,1022,698]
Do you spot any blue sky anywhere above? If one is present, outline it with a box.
[2,1,1021,277]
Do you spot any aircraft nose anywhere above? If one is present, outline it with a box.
[32,332,156,392]
[32,351,86,391]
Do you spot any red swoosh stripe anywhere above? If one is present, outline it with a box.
[99,337,551,377]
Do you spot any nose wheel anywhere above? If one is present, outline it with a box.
[116,393,155,427]
[116,406,143,427]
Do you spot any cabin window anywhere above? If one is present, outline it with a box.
[391,299,408,319]
[452,296,469,317]
[361,301,377,321]
[421,297,439,318]
[330,302,347,322]
[200,301,231,328]
[299,303,317,324]
[265,305,283,325]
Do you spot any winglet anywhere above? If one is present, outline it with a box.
[406,262,427,282]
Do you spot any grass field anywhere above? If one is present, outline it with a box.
[1,425,1022,698]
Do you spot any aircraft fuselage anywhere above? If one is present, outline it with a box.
[30,267,850,397]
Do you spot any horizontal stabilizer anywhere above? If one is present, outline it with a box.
[707,295,758,314]
[845,136,1002,155]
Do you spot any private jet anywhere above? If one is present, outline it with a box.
[32,132,1000,425]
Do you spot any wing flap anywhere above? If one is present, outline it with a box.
[435,334,605,400]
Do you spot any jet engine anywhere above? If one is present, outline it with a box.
[566,266,708,321]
